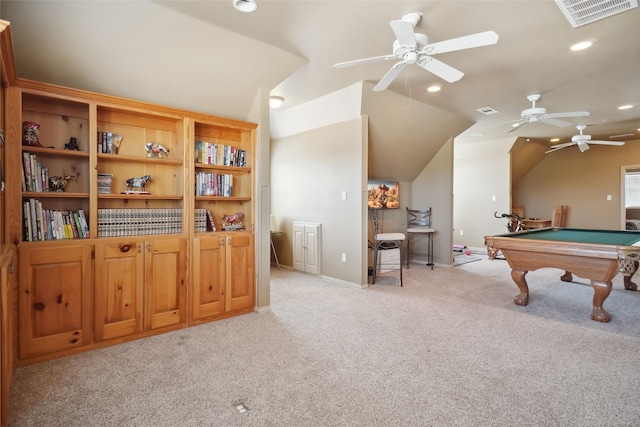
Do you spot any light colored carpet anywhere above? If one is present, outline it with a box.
[453,255,482,266]
[7,257,640,426]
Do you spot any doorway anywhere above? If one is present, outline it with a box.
[621,165,640,230]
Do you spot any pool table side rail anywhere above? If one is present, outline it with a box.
[483,235,636,260]
[484,235,638,282]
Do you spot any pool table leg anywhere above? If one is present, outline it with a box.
[590,280,612,322]
[623,261,638,291]
[510,269,529,306]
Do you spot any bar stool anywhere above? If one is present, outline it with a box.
[369,207,404,286]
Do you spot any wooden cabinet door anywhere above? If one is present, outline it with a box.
[1,247,16,427]
[226,233,254,312]
[192,234,225,320]
[145,238,187,330]
[94,241,144,341]
[18,244,92,358]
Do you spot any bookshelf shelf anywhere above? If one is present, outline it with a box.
[98,153,183,166]
[98,194,183,200]
[195,163,251,173]
[195,196,251,202]
[22,192,89,198]
[22,146,89,159]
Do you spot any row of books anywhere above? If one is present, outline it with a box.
[22,153,49,192]
[23,199,89,241]
[195,141,246,167]
[195,209,217,233]
[97,132,123,154]
[195,172,233,197]
[97,208,183,237]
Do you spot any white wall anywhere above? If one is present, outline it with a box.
[412,138,454,265]
[271,117,368,286]
[453,137,515,248]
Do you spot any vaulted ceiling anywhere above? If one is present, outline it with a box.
[2,1,639,181]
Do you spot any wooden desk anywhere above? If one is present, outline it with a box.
[521,218,552,229]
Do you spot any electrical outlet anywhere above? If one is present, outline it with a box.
[606,194,612,201]
[341,253,347,262]
[460,230,464,236]
[341,191,347,200]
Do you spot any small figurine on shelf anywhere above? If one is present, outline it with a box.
[222,211,245,231]
[48,175,75,192]
[64,137,80,151]
[145,141,170,158]
[123,175,152,194]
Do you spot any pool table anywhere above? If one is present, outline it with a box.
[484,228,640,322]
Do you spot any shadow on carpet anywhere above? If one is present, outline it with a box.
[453,255,482,266]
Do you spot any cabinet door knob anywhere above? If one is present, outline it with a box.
[120,244,131,253]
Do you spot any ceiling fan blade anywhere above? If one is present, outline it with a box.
[541,117,572,127]
[587,140,625,146]
[423,31,499,55]
[390,20,417,48]
[549,142,576,149]
[373,61,406,92]
[416,56,464,83]
[545,146,567,154]
[507,120,528,133]
[333,54,397,68]
[546,111,590,119]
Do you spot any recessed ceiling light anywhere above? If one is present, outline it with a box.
[233,0,257,13]
[618,104,634,110]
[470,132,484,137]
[570,41,592,51]
[550,138,560,142]
[427,85,441,92]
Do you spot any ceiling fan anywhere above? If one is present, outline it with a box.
[502,94,589,133]
[333,12,499,92]
[545,125,625,153]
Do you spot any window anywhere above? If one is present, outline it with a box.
[625,171,640,207]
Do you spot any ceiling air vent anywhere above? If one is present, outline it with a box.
[555,0,638,28]
[476,107,499,115]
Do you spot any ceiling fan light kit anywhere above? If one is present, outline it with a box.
[333,12,499,91]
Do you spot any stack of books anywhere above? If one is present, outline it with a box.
[97,173,113,194]
[195,209,217,233]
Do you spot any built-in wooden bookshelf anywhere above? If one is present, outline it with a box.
[3,78,257,366]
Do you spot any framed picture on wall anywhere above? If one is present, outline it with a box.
[367,180,399,209]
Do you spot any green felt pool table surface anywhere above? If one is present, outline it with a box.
[497,228,640,247]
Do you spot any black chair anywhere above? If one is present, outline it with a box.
[369,207,404,286]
